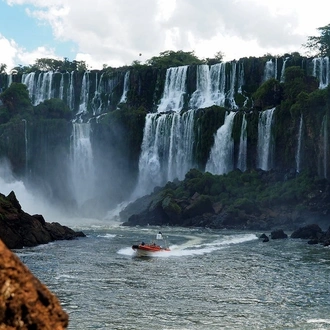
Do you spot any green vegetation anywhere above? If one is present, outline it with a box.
[304,23,330,57]
[146,50,204,68]
[159,168,321,215]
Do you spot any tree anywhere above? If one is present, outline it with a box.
[146,50,203,68]
[206,51,225,65]
[0,82,32,114]
[303,23,330,57]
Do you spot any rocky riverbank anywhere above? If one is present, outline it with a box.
[121,169,330,233]
[0,191,85,249]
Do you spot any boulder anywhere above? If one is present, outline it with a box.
[290,224,323,240]
[0,191,85,249]
[0,239,68,329]
[270,229,288,239]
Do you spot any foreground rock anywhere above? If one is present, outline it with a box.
[0,239,68,329]
[0,191,85,249]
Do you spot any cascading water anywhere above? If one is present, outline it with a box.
[35,71,54,105]
[237,114,247,172]
[257,107,275,171]
[227,61,238,109]
[280,57,289,83]
[296,115,303,173]
[157,66,188,113]
[77,71,90,118]
[71,122,95,207]
[312,57,330,89]
[133,110,195,198]
[119,71,130,104]
[205,111,236,175]
[263,59,277,82]
[189,63,227,109]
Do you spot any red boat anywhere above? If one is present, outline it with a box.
[132,232,170,257]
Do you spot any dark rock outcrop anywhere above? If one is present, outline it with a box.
[0,239,69,329]
[270,229,288,239]
[0,191,85,249]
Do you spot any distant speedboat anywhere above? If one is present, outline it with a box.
[132,232,170,257]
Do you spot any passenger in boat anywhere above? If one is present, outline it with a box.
[141,242,145,245]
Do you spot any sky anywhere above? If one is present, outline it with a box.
[0,0,330,72]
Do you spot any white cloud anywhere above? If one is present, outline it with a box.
[3,0,330,69]
[0,35,18,71]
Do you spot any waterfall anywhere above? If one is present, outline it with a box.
[205,111,236,175]
[77,71,90,117]
[189,62,228,110]
[237,113,247,172]
[71,123,95,207]
[312,57,330,89]
[227,61,238,109]
[119,71,130,104]
[257,107,275,171]
[68,71,75,111]
[35,71,54,105]
[189,64,213,109]
[91,72,106,116]
[263,59,276,82]
[295,115,303,173]
[59,73,65,100]
[22,73,36,103]
[133,110,195,198]
[157,66,188,113]
[280,57,289,83]
[237,61,244,94]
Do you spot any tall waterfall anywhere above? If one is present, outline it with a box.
[237,114,247,172]
[312,57,330,89]
[157,66,188,113]
[189,62,232,109]
[119,71,130,104]
[280,57,289,83]
[257,107,275,171]
[77,72,90,117]
[205,111,236,175]
[71,123,95,207]
[263,59,277,82]
[295,115,303,173]
[133,110,195,198]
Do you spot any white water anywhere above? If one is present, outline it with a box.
[133,110,195,198]
[119,71,130,104]
[313,56,330,89]
[237,113,247,172]
[205,111,236,175]
[71,123,95,207]
[263,59,277,82]
[157,66,188,113]
[257,107,275,171]
[296,115,303,173]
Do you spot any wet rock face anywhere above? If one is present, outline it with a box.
[0,240,69,329]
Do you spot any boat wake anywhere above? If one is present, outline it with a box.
[118,233,258,258]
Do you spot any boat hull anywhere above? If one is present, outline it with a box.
[132,244,170,257]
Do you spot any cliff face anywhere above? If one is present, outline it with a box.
[0,55,329,217]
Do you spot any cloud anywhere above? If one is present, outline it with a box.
[3,0,330,68]
[0,35,18,71]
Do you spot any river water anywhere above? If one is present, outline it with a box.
[14,221,330,330]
